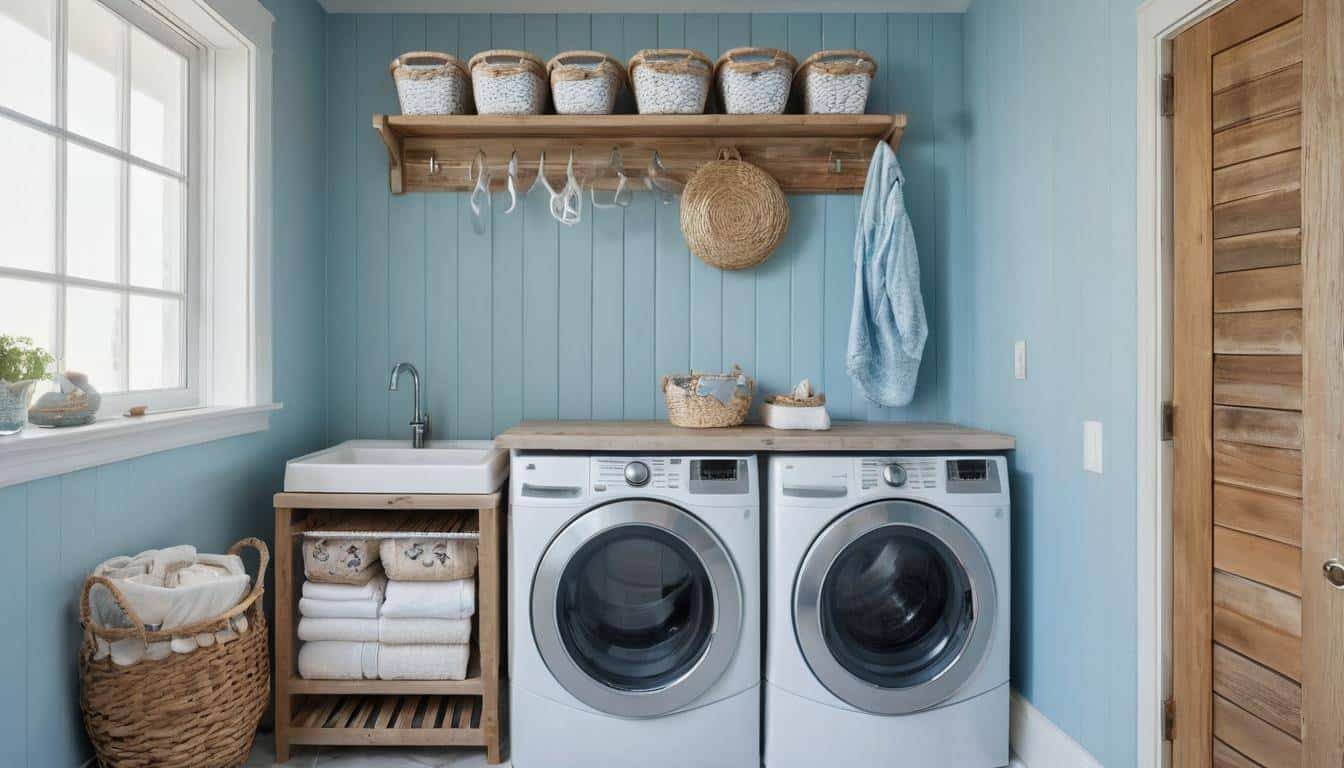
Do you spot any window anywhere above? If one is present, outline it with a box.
[0,0,198,414]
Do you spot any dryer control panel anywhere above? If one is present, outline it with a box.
[772,455,1008,507]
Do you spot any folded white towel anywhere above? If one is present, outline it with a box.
[381,578,476,620]
[298,641,380,680]
[297,617,380,643]
[377,643,470,680]
[379,617,472,645]
[300,596,381,619]
[302,570,386,601]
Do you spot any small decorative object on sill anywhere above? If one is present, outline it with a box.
[794,49,877,114]
[714,47,797,115]
[628,48,712,114]
[390,51,471,115]
[124,405,148,417]
[28,370,100,428]
[468,49,548,115]
[0,334,55,435]
[681,147,789,270]
[548,50,626,115]
[662,364,754,428]
[762,379,831,431]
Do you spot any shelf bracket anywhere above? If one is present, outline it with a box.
[373,114,404,195]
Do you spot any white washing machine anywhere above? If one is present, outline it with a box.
[509,452,760,768]
[765,454,1010,767]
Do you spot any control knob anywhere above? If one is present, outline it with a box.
[882,463,908,488]
[624,461,651,487]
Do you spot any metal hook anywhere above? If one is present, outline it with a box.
[827,150,860,174]
[427,152,439,176]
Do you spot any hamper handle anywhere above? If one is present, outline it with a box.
[80,575,150,645]
[389,51,453,75]
[227,537,270,618]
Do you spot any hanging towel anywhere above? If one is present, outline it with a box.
[377,643,471,681]
[301,569,386,601]
[297,617,380,643]
[846,142,927,407]
[379,617,472,645]
[298,641,380,680]
[381,578,476,620]
[299,596,382,619]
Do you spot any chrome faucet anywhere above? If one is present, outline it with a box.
[388,362,428,448]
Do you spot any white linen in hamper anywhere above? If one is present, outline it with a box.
[297,617,380,642]
[379,617,472,645]
[301,569,386,601]
[380,578,476,620]
[377,644,471,680]
[298,641,379,680]
[299,596,381,619]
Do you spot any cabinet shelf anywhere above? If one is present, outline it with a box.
[372,113,907,195]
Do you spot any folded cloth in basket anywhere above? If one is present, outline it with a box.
[380,578,476,620]
[297,617,380,643]
[300,596,381,619]
[301,568,385,601]
[379,617,472,645]
[298,641,380,680]
[379,538,478,581]
[303,537,381,584]
[377,643,470,680]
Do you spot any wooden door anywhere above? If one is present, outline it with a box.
[1171,0,1344,765]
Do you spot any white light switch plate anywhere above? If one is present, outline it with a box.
[1084,420,1103,474]
[1014,341,1027,380]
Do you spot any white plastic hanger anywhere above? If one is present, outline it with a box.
[551,149,583,226]
[469,150,491,234]
[503,150,520,214]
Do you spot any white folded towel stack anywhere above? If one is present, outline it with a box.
[381,578,476,620]
[302,569,386,601]
[299,596,381,619]
[297,617,380,643]
[378,643,471,681]
[298,641,380,680]
[379,617,472,645]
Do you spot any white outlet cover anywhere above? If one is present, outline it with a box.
[1014,340,1027,380]
[1084,420,1103,474]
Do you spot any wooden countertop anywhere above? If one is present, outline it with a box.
[495,420,1015,452]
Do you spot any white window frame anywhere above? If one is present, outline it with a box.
[0,0,277,488]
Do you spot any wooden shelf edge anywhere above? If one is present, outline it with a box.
[273,490,502,509]
[378,112,907,141]
[287,727,485,747]
[372,114,403,194]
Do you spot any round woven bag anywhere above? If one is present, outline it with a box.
[680,148,789,270]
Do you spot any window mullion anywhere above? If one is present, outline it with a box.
[52,0,68,373]
[119,19,131,392]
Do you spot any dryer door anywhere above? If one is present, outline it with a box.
[794,500,996,715]
[532,499,743,717]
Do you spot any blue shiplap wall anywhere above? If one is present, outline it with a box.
[0,0,328,764]
[324,12,966,440]
[957,0,1139,766]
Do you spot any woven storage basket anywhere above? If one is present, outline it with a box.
[469,49,548,115]
[548,50,626,115]
[390,51,471,115]
[680,148,789,270]
[766,392,826,408]
[714,47,797,115]
[628,48,712,114]
[794,49,877,114]
[663,366,754,428]
[80,538,270,768]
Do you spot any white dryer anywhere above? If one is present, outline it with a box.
[765,454,1010,767]
[509,453,760,768]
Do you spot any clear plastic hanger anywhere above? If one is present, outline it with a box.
[503,150,520,214]
[469,149,491,235]
[644,149,683,205]
[551,149,583,226]
[590,148,633,209]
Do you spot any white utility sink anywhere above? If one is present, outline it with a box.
[284,440,508,494]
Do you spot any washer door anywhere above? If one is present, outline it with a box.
[794,500,996,715]
[532,499,743,717]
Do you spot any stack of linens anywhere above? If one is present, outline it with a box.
[377,538,477,680]
[296,569,385,680]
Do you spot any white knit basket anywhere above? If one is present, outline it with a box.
[794,49,877,115]
[628,49,712,114]
[469,50,547,115]
[390,51,471,116]
[714,47,797,115]
[548,51,625,115]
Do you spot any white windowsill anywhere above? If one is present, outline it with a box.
[0,402,281,489]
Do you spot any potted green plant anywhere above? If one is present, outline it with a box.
[0,335,56,435]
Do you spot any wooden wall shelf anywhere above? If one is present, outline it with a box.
[372,113,907,195]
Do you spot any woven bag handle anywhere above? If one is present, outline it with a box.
[80,574,150,645]
[716,147,742,162]
[389,51,454,76]
[720,48,795,75]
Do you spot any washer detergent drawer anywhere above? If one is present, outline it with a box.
[511,455,589,502]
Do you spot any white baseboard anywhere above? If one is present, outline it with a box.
[1010,690,1103,768]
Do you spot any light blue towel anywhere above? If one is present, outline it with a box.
[846,142,927,407]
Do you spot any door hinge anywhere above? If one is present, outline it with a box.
[1161,74,1175,118]
[1162,401,1175,441]
[1163,697,1175,741]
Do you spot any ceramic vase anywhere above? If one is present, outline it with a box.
[0,379,38,435]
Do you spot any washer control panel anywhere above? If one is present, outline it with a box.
[860,458,939,491]
[590,455,754,497]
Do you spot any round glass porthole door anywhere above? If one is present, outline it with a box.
[794,500,996,715]
[532,500,743,717]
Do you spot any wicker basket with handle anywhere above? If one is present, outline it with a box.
[662,365,754,428]
[680,147,789,271]
[79,538,270,768]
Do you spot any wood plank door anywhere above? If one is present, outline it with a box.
[1171,0,1344,765]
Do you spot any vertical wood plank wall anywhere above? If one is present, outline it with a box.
[324,13,967,440]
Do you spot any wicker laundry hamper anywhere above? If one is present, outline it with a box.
[663,366,754,428]
[79,538,270,768]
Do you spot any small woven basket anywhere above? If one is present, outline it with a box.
[79,538,270,768]
[794,49,877,114]
[468,49,548,115]
[766,392,827,408]
[548,50,626,114]
[628,48,713,114]
[714,47,797,115]
[681,148,789,270]
[662,366,754,428]
[390,51,471,115]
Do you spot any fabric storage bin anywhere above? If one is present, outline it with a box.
[714,47,797,114]
[628,48,712,114]
[380,537,478,581]
[794,49,878,114]
[548,50,626,114]
[303,537,381,585]
[468,49,547,115]
[389,51,470,115]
